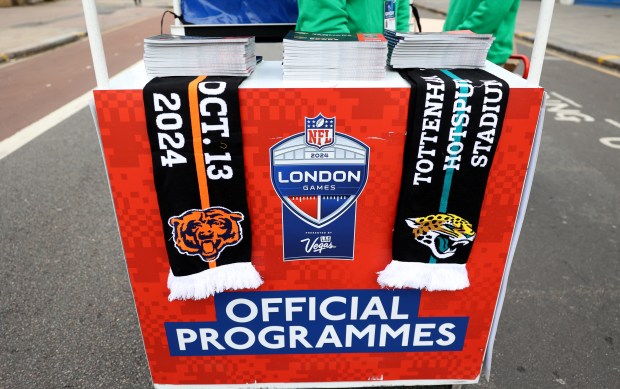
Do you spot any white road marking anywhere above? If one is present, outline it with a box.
[0,61,146,162]
[599,138,620,149]
[600,120,620,149]
[549,91,583,108]
[605,118,620,129]
[546,91,595,123]
[0,92,92,161]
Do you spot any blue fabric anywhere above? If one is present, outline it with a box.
[181,0,299,25]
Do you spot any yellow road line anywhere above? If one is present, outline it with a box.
[514,37,620,78]
[598,55,620,64]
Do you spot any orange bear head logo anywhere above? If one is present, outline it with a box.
[168,207,244,263]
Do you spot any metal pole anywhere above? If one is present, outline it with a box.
[81,0,110,89]
[173,0,182,26]
[527,0,555,87]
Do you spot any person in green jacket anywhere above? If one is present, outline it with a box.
[296,0,410,34]
[443,0,520,66]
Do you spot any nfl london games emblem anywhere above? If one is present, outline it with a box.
[270,113,370,260]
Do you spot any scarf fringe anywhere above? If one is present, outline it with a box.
[377,260,469,292]
[168,262,263,301]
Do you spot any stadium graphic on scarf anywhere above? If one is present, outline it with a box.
[270,114,369,260]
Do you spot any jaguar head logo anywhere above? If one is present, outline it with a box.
[406,213,476,259]
[169,207,244,262]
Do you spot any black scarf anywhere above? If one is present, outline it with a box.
[143,76,262,301]
[378,69,510,291]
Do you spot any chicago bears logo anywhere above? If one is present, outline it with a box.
[169,207,244,262]
[406,213,476,259]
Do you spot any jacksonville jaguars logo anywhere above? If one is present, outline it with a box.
[406,213,475,259]
[168,207,244,262]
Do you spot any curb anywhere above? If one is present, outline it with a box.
[514,32,620,72]
[416,4,620,72]
[0,32,87,64]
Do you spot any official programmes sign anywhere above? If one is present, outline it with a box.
[166,290,467,356]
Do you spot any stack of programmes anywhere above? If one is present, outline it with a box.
[143,34,257,77]
[385,29,494,69]
[282,31,388,81]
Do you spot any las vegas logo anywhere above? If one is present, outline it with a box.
[270,114,370,229]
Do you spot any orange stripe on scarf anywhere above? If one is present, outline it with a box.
[188,76,217,269]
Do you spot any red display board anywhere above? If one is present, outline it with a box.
[94,74,543,387]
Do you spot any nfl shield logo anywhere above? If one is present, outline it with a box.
[305,113,335,149]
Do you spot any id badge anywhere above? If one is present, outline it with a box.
[384,0,396,30]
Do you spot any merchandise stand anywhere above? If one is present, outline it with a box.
[83,1,555,388]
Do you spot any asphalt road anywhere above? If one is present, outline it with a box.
[0,14,162,141]
[0,108,151,388]
[471,42,620,389]
[1,26,619,389]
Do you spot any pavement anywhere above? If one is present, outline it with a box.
[1,0,619,70]
[414,0,620,70]
[0,0,170,63]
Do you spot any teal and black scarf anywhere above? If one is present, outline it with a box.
[378,69,510,291]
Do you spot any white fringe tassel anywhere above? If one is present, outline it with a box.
[377,260,469,292]
[168,262,263,301]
